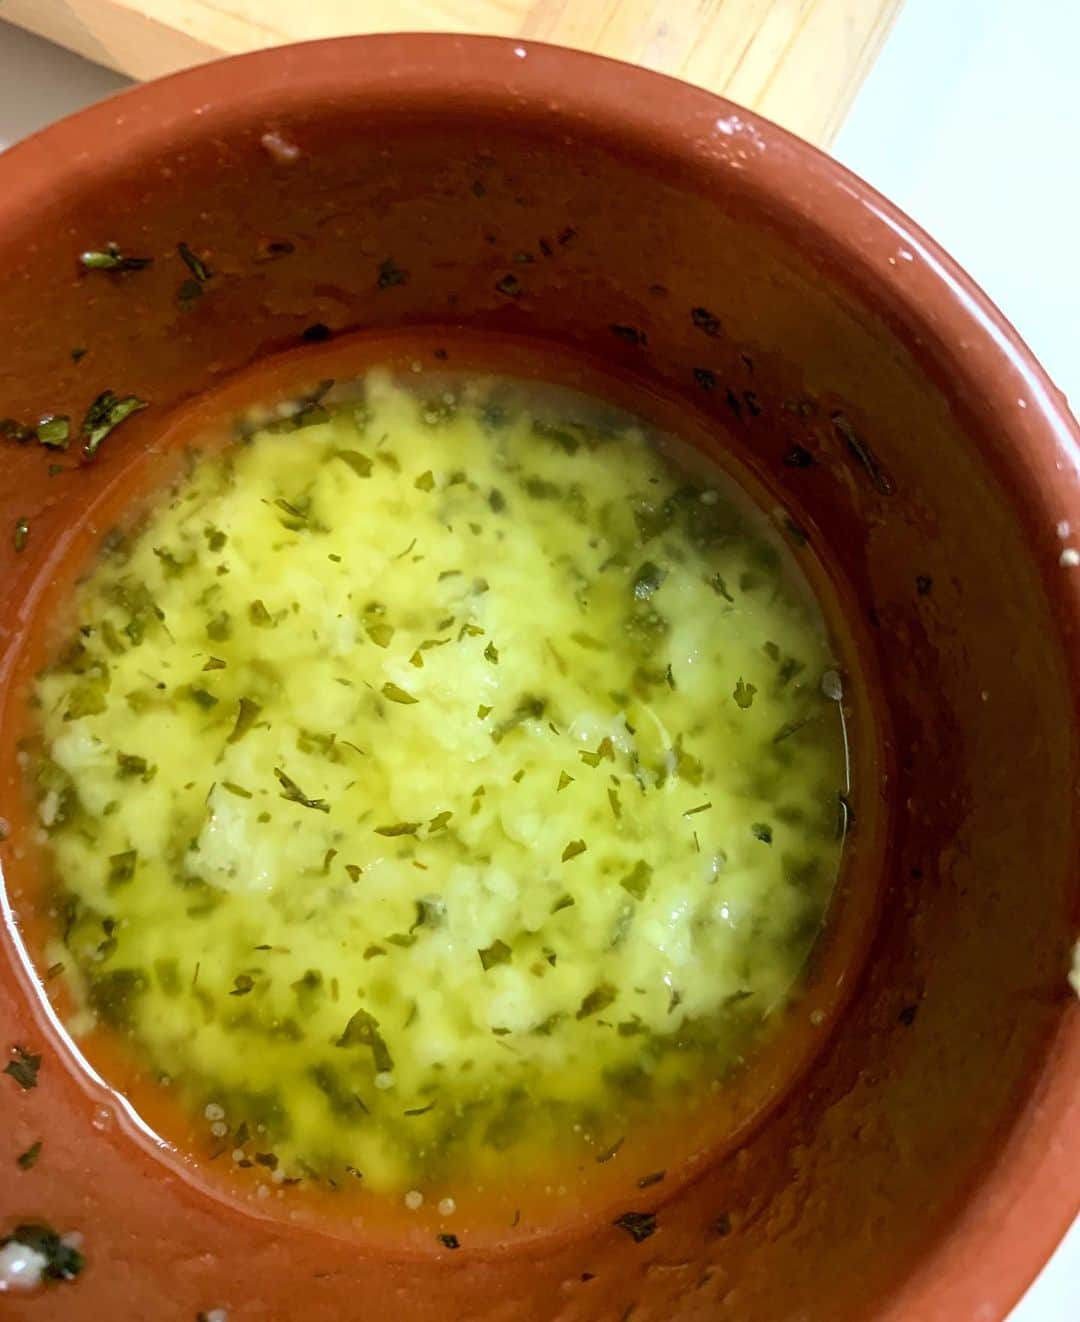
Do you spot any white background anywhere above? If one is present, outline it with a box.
[0,1,1075,1316]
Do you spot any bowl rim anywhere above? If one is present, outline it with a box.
[0,32,1076,1320]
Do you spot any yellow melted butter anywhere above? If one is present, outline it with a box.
[32,371,846,1194]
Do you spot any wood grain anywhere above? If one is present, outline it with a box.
[2,0,905,147]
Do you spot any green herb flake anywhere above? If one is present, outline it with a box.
[414,470,435,491]
[203,656,226,671]
[80,390,148,458]
[230,973,255,996]
[382,681,418,705]
[595,1136,625,1164]
[274,767,330,813]
[116,752,149,778]
[36,414,71,449]
[428,810,453,832]
[4,1046,42,1091]
[377,258,408,289]
[632,561,666,600]
[551,893,575,913]
[484,641,499,664]
[188,687,218,710]
[607,787,623,819]
[683,801,712,818]
[107,849,138,887]
[336,1008,393,1072]
[637,1170,665,1189]
[249,598,274,627]
[227,696,261,744]
[576,983,616,1019]
[562,839,587,862]
[345,864,363,882]
[476,704,492,719]
[733,677,757,709]
[751,822,773,844]
[80,243,152,272]
[335,449,373,478]
[613,1210,657,1243]
[478,939,512,971]
[367,623,395,649]
[178,241,211,283]
[557,771,574,792]
[619,860,653,901]
[16,1139,42,1170]
[437,1233,461,1250]
[13,518,29,552]
[709,573,734,602]
[374,821,420,837]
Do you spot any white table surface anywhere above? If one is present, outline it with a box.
[0,3,1075,1317]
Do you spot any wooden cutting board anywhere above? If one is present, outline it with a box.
[2,0,904,148]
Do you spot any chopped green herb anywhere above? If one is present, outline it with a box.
[80,243,152,272]
[577,983,616,1019]
[16,1139,42,1170]
[733,677,756,709]
[619,860,653,901]
[231,973,255,996]
[478,939,512,971]
[562,839,587,862]
[336,1008,393,1072]
[484,641,499,664]
[335,449,373,478]
[107,850,138,886]
[557,771,574,791]
[683,801,712,817]
[414,469,435,491]
[80,390,148,457]
[36,415,71,449]
[274,767,330,813]
[227,696,261,743]
[709,573,734,602]
[632,561,666,600]
[367,623,394,648]
[4,1045,41,1091]
[374,821,420,837]
[203,656,226,671]
[751,822,773,844]
[178,241,211,283]
[595,1136,625,1163]
[428,810,453,832]
[249,598,274,627]
[381,681,417,705]
[613,1210,657,1242]
[437,1233,461,1250]
[377,258,408,289]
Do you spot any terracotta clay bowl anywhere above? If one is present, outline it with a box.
[0,35,1077,1322]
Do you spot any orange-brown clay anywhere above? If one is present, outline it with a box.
[0,35,1076,1322]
